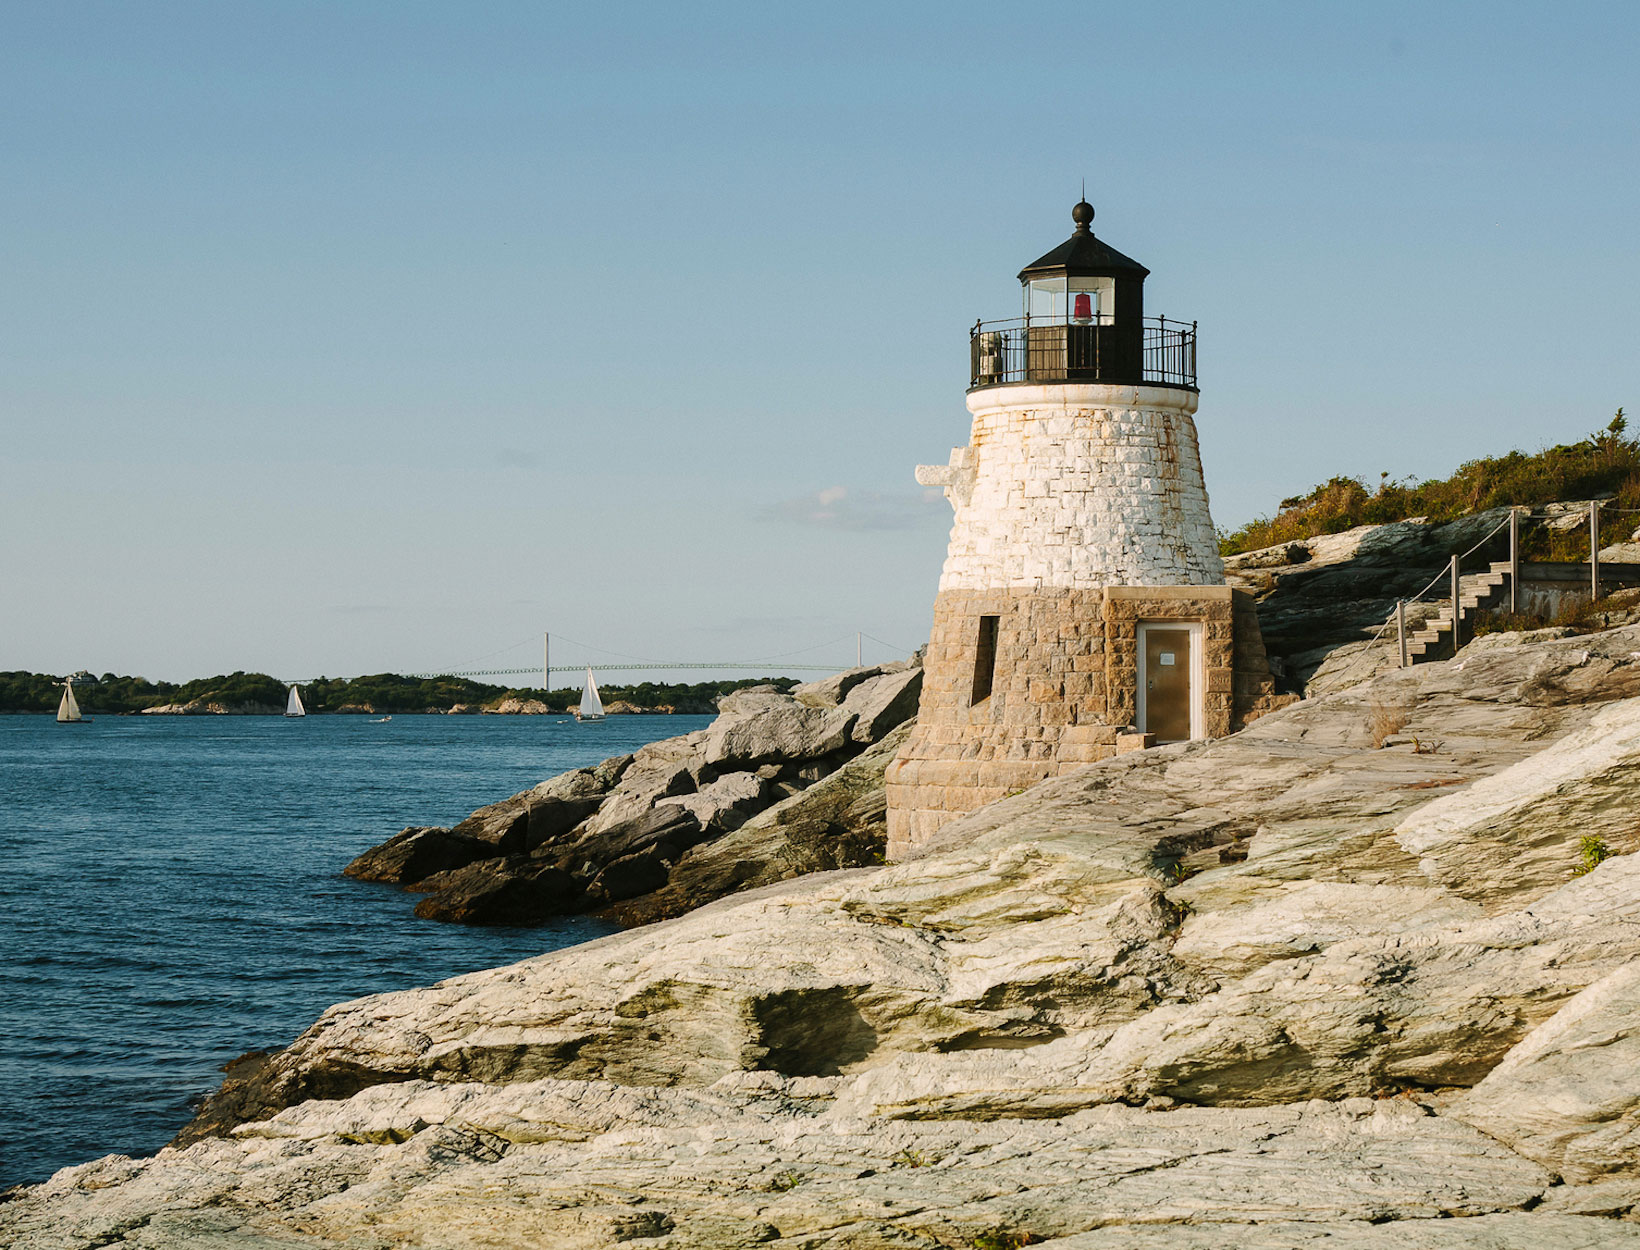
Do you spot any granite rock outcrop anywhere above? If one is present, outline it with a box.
[12,627,1640,1245]
[344,664,922,926]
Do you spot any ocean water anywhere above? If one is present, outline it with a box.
[0,711,711,1188]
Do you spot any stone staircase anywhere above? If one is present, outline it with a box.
[1404,561,1513,662]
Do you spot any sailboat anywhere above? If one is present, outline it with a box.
[576,667,605,722]
[57,680,90,724]
[284,684,306,718]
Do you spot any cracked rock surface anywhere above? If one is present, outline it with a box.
[12,629,1640,1247]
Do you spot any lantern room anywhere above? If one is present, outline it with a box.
[1020,199,1144,328]
[970,199,1196,391]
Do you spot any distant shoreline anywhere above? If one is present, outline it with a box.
[0,671,802,717]
[1,707,695,716]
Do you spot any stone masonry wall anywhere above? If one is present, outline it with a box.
[1100,586,1235,733]
[917,384,1224,592]
[885,584,1286,859]
[886,586,1117,859]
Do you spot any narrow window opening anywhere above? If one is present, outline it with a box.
[971,615,1000,705]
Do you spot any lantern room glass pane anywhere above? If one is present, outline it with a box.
[1024,277,1065,323]
[1069,276,1116,325]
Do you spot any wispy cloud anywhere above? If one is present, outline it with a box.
[762,486,947,532]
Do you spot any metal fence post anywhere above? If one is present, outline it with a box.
[1591,500,1601,602]
[1449,554,1462,651]
[1396,600,1408,668]
[1509,507,1520,614]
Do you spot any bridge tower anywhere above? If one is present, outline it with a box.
[885,198,1290,859]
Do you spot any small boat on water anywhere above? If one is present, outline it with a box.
[576,667,605,722]
[369,715,392,723]
[57,680,91,724]
[284,685,306,718]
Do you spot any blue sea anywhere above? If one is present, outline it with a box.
[0,711,711,1188]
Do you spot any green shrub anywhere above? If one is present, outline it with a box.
[1573,836,1611,877]
[972,1231,1036,1250]
[1220,410,1635,556]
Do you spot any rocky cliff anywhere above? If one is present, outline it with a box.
[11,629,1640,1247]
[343,663,923,926]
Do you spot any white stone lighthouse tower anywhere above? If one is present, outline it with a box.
[885,199,1287,858]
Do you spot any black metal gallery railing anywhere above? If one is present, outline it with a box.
[969,315,1197,390]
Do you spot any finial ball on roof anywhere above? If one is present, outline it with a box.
[1071,199,1095,229]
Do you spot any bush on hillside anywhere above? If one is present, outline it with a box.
[1220,410,1636,555]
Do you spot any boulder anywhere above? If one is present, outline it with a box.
[655,771,769,831]
[1544,498,1610,531]
[451,798,532,854]
[386,808,711,926]
[342,826,489,884]
[410,860,577,926]
[629,729,714,784]
[790,662,910,708]
[713,684,793,716]
[584,846,676,906]
[570,804,708,868]
[442,762,634,856]
[540,758,631,799]
[521,795,604,854]
[610,721,912,926]
[337,664,919,932]
[702,701,855,766]
[579,761,697,835]
[839,664,922,743]
[452,761,636,859]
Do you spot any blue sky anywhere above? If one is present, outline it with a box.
[3,2,1636,682]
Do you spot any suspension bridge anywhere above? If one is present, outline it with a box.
[408,663,843,679]
[279,630,915,687]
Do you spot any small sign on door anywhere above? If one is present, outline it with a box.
[1159,652,1176,666]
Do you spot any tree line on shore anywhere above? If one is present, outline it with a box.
[0,670,799,716]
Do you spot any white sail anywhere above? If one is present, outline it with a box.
[577,667,605,720]
[57,682,82,723]
[285,684,306,717]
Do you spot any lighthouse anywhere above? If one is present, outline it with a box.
[885,199,1289,859]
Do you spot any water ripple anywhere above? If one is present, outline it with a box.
[0,713,704,1186]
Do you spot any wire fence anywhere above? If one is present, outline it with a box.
[1365,500,1624,659]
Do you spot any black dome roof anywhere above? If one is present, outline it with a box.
[1018,200,1149,281]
